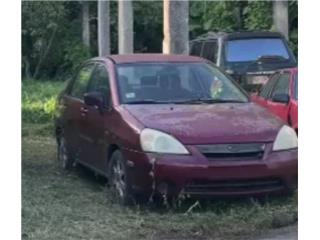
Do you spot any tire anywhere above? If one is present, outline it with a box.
[108,150,134,206]
[57,136,73,170]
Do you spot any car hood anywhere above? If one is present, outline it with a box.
[123,103,283,144]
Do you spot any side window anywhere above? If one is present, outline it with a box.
[87,64,110,104]
[270,73,290,99]
[294,73,298,100]
[70,64,95,99]
[259,73,279,99]
[190,41,203,56]
[202,41,218,63]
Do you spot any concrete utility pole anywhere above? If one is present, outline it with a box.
[118,0,134,54]
[98,0,110,56]
[163,0,189,54]
[273,0,289,40]
[82,1,90,48]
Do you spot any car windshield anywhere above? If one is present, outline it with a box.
[116,62,248,104]
[225,38,290,63]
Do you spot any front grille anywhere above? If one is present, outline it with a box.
[184,178,283,194]
[197,143,265,161]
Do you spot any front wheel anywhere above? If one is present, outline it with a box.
[108,150,134,205]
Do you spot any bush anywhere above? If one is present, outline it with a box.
[22,80,65,124]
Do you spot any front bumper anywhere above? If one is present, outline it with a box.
[122,145,297,197]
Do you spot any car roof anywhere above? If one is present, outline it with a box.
[105,54,205,64]
[190,31,285,42]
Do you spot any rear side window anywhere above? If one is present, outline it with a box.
[202,41,218,63]
[259,73,279,99]
[87,64,111,104]
[270,73,290,98]
[190,41,203,56]
[70,64,95,99]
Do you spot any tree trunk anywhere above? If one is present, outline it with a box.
[118,0,134,54]
[163,0,189,54]
[33,26,57,79]
[273,0,289,40]
[82,1,90,48]
[98,0,110,56]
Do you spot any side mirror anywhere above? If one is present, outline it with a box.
[84,92,105,113]
[272,93,290,104]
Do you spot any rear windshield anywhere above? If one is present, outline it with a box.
[225,38,290,62]
[116,62,248,104]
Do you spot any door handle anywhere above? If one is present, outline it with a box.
[80,107,89,116]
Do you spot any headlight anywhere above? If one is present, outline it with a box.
[140,128,189,154]
[273,125,298,151]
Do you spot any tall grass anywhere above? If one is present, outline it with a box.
[22,80,66,124]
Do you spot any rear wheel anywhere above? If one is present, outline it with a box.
[57,136,73,170]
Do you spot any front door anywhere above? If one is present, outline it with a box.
[267,72,291,122]
[254,73,279,108]
[63,63,95,159]
[79,62,113,171]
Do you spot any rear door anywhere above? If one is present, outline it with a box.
[62,63,95,158]
[267,72,291,122]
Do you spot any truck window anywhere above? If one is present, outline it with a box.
[225,38,290,63]
[202,41,218,63]
[190,41,203,56]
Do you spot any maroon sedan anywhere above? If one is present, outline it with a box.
[55,54,298,205]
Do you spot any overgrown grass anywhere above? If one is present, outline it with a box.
[22,127,297,240]
[22,80,297,240]
[22,80,66,124]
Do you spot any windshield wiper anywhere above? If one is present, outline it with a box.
[125,99,172,104]
[174,98,247,104]
[126,98,247,105]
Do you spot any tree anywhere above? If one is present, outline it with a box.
[98,0,110,56]
[118,0,133,54]
[244,1,272,31]
[22,1,66,79]
[163,0,189,54]
[190,1,239,39]
[81,1,90,48]
[273,0,289,39]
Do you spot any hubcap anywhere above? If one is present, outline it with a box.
[112,158,126,199]
[58,139,68,168]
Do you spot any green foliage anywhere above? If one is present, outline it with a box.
[190,1,239,38]
[289,29,298,57]
[22,1,298,80]
[244,1,273,30]
[289,1,298,57]
[133,1,163,52]
[63,41,91,75]
[22,80,65,124]
[22,1,91,80]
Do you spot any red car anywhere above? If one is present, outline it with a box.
[55,54,297,205]
[251,68,298,134]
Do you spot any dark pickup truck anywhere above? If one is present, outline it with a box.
[190,31,297,92]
